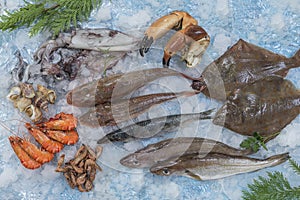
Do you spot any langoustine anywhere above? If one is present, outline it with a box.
[79,91,198,127]
[213,77,300,141]
[120,137,252,168]
[97,109,214,143]
[66,68,205,107]
[150,152,290,180]
[192,39,300,101]
[8,112,79,169]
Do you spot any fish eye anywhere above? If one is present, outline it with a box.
[133,160,140,166]
[162,168,170,175]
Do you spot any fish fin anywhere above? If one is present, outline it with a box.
[184,169,202,181]
[97,136,110,144]
[291,49,300,64]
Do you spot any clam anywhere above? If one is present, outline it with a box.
[7,86,21,101]
[24,105,43,123]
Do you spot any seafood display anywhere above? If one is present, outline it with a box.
[7,83,56,123]
[55,144,103,192]
[8,112,79,169]
[97,109,214,143]
[140,11,210,68]
[80,91,198,127]
[66,68,205,107]
[120,137,252,168]
[150,152,290,180]
[192,39,300,100]
[213,76,300,141]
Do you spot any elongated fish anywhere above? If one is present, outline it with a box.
[120,137,252,168]
[97,109,214,143]
[213,77,300,141]
[150,152,290,180]
[79,91,197,127]
[191,39,300,100]
[66,68,204,107]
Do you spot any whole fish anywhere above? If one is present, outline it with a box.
[79,91,197,127]
[66,68,205,107]
[213,77,300,141]
[97,109,214,143]
[120,137,252,168]
[191,39,300,100]
[150,152,290,180]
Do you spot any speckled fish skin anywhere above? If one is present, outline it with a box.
[120,137,252,168]
[150,152,290,180]
[66,68,202,107]
[196,39,300,101]
[97,109,214,144]
[79,91,196,127]
[213,77,300,141]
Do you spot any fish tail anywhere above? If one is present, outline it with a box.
[179,91,199,97]
[289,49,300,69]
[266,152,290,167]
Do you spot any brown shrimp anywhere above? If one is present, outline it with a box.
[25,123,64,153]
[8,136,42,169]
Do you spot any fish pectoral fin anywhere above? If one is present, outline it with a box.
[184,169,202,181]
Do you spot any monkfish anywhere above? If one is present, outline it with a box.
[150,152,290,180]
[66,68,204,107]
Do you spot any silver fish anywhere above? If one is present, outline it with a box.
[97,109,214,144]
[150,152,290,180]
[120,137,252,168]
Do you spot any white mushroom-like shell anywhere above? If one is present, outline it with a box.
[7,86,21,101]
[14,97,32,112]
[24,105,43,123]
[20,83,35,99]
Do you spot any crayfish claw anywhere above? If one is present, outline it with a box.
[139,36,154,56]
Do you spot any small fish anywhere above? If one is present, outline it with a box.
[66,68,204,107]
[98,109,214,143]
[120,137,252,168]
[79,91,197,127]
[192,39,300,100]
[150,152,290,180]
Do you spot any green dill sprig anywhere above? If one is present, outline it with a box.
[0,0,102,37]
[242,159,300,200]
[289,158,300,176]
[240,132,280,152]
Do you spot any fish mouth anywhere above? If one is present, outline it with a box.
[119,155,141,167]
[66,91,72,104]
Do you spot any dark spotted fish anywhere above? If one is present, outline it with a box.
[97,109,214,143]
